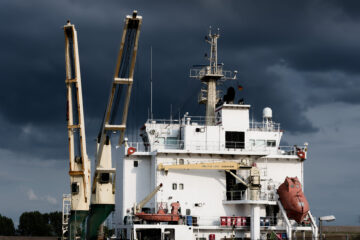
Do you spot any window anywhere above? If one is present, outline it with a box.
[134,161,138,167]
[225,131,245,149]
[179,183,184,190]
[71,182,79,194]
[166,137,178,145]
[179,159,184,165]
[172,183,177,190]
[158,137,165,144]
[100,173,110,184]
[256,139,266,147]
[249,139,255,147]
[267,140,276,147]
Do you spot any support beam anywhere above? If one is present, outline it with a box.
[251,205,260,240]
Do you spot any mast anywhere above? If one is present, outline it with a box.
[190,28,237,125]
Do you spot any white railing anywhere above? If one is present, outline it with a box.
[277,146,306,156]
[126,141,306,157]
[224,190,277,202]
[147,117,281,133]
[190,66,235,79]
[146,116,216,126]
[127,140,269,152]
[249,121,281,132]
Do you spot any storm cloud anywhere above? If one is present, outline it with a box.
[0,0,359,225]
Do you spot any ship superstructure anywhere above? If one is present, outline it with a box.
[116,30,318,240]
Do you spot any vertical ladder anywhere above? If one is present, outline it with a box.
[62,194,71,239]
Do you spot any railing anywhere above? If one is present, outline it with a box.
[277,146,306,156]
[147,117,281,133]
[190,66,235,80]
[128,140,269,152]
[146,116,217,126]
[126,142,149,152]
[126,141,306,159]
[226,190,247,201]
[249,121,281,132]
[224,190,277,202]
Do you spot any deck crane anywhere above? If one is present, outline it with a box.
[63,11,142,240]
[86,11,142,240]
[64,22,91,238]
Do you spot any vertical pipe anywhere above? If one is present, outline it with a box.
[251,205,260,240]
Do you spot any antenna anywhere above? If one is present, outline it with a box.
[170,104,173,122]
[150,46,153,120]
[190,27,237,125]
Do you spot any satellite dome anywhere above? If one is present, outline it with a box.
[263,107,272,119]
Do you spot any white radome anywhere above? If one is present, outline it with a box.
[263,107,273,119]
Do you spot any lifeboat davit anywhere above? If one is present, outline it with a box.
[277,177,309,223]
[136,202,180,222]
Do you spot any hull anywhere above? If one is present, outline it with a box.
[277,177,309,223]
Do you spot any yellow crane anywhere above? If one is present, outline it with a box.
[157,161,250,172]
[64,21,91,239]
[63,10,142,240]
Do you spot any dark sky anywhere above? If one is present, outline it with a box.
[1,0,360,225]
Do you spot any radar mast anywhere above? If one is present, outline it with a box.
[190,27,237,125]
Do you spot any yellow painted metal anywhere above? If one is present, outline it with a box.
[158,161,249,171]
[225,170,248,187]
[135,183,163,213]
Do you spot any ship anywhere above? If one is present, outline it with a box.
[114,28,319,240]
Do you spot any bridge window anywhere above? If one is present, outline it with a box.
[225,131,245,149]
[267,140,276,147]
[172,183,177,190]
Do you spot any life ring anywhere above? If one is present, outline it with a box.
[127,147,136,155]
[297,150,305,159]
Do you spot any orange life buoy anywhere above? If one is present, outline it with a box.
[297,150,305,159]
[127,147,136,155]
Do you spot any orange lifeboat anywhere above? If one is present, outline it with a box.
[135,202,180,222]
[277,177,309,223]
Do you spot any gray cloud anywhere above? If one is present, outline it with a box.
[1,0,360,225]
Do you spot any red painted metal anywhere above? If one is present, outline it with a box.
[277,177,309,223]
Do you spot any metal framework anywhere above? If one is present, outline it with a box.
[64,20,91,212]
[62,194,71,239]
[190,28,237,125]
[157,161,250,172]
[63,11,142,240]
[91,10,142,205]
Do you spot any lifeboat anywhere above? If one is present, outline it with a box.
[135,202,180,222]
[277,177,309,223]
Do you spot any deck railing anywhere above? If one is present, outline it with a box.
[126,141,306,157]
[224,190,277,202]
[145,116,280,132]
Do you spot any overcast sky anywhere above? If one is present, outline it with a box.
[0,0,359,226]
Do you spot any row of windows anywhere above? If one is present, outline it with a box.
[172,183,184,190]
[249,139,276,147]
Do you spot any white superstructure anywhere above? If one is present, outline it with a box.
[115,30,318,240]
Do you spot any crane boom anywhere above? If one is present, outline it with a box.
[86,11,142,240]
[64,21,91,239]
[158,161,250,172]
[135,183,163,214]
